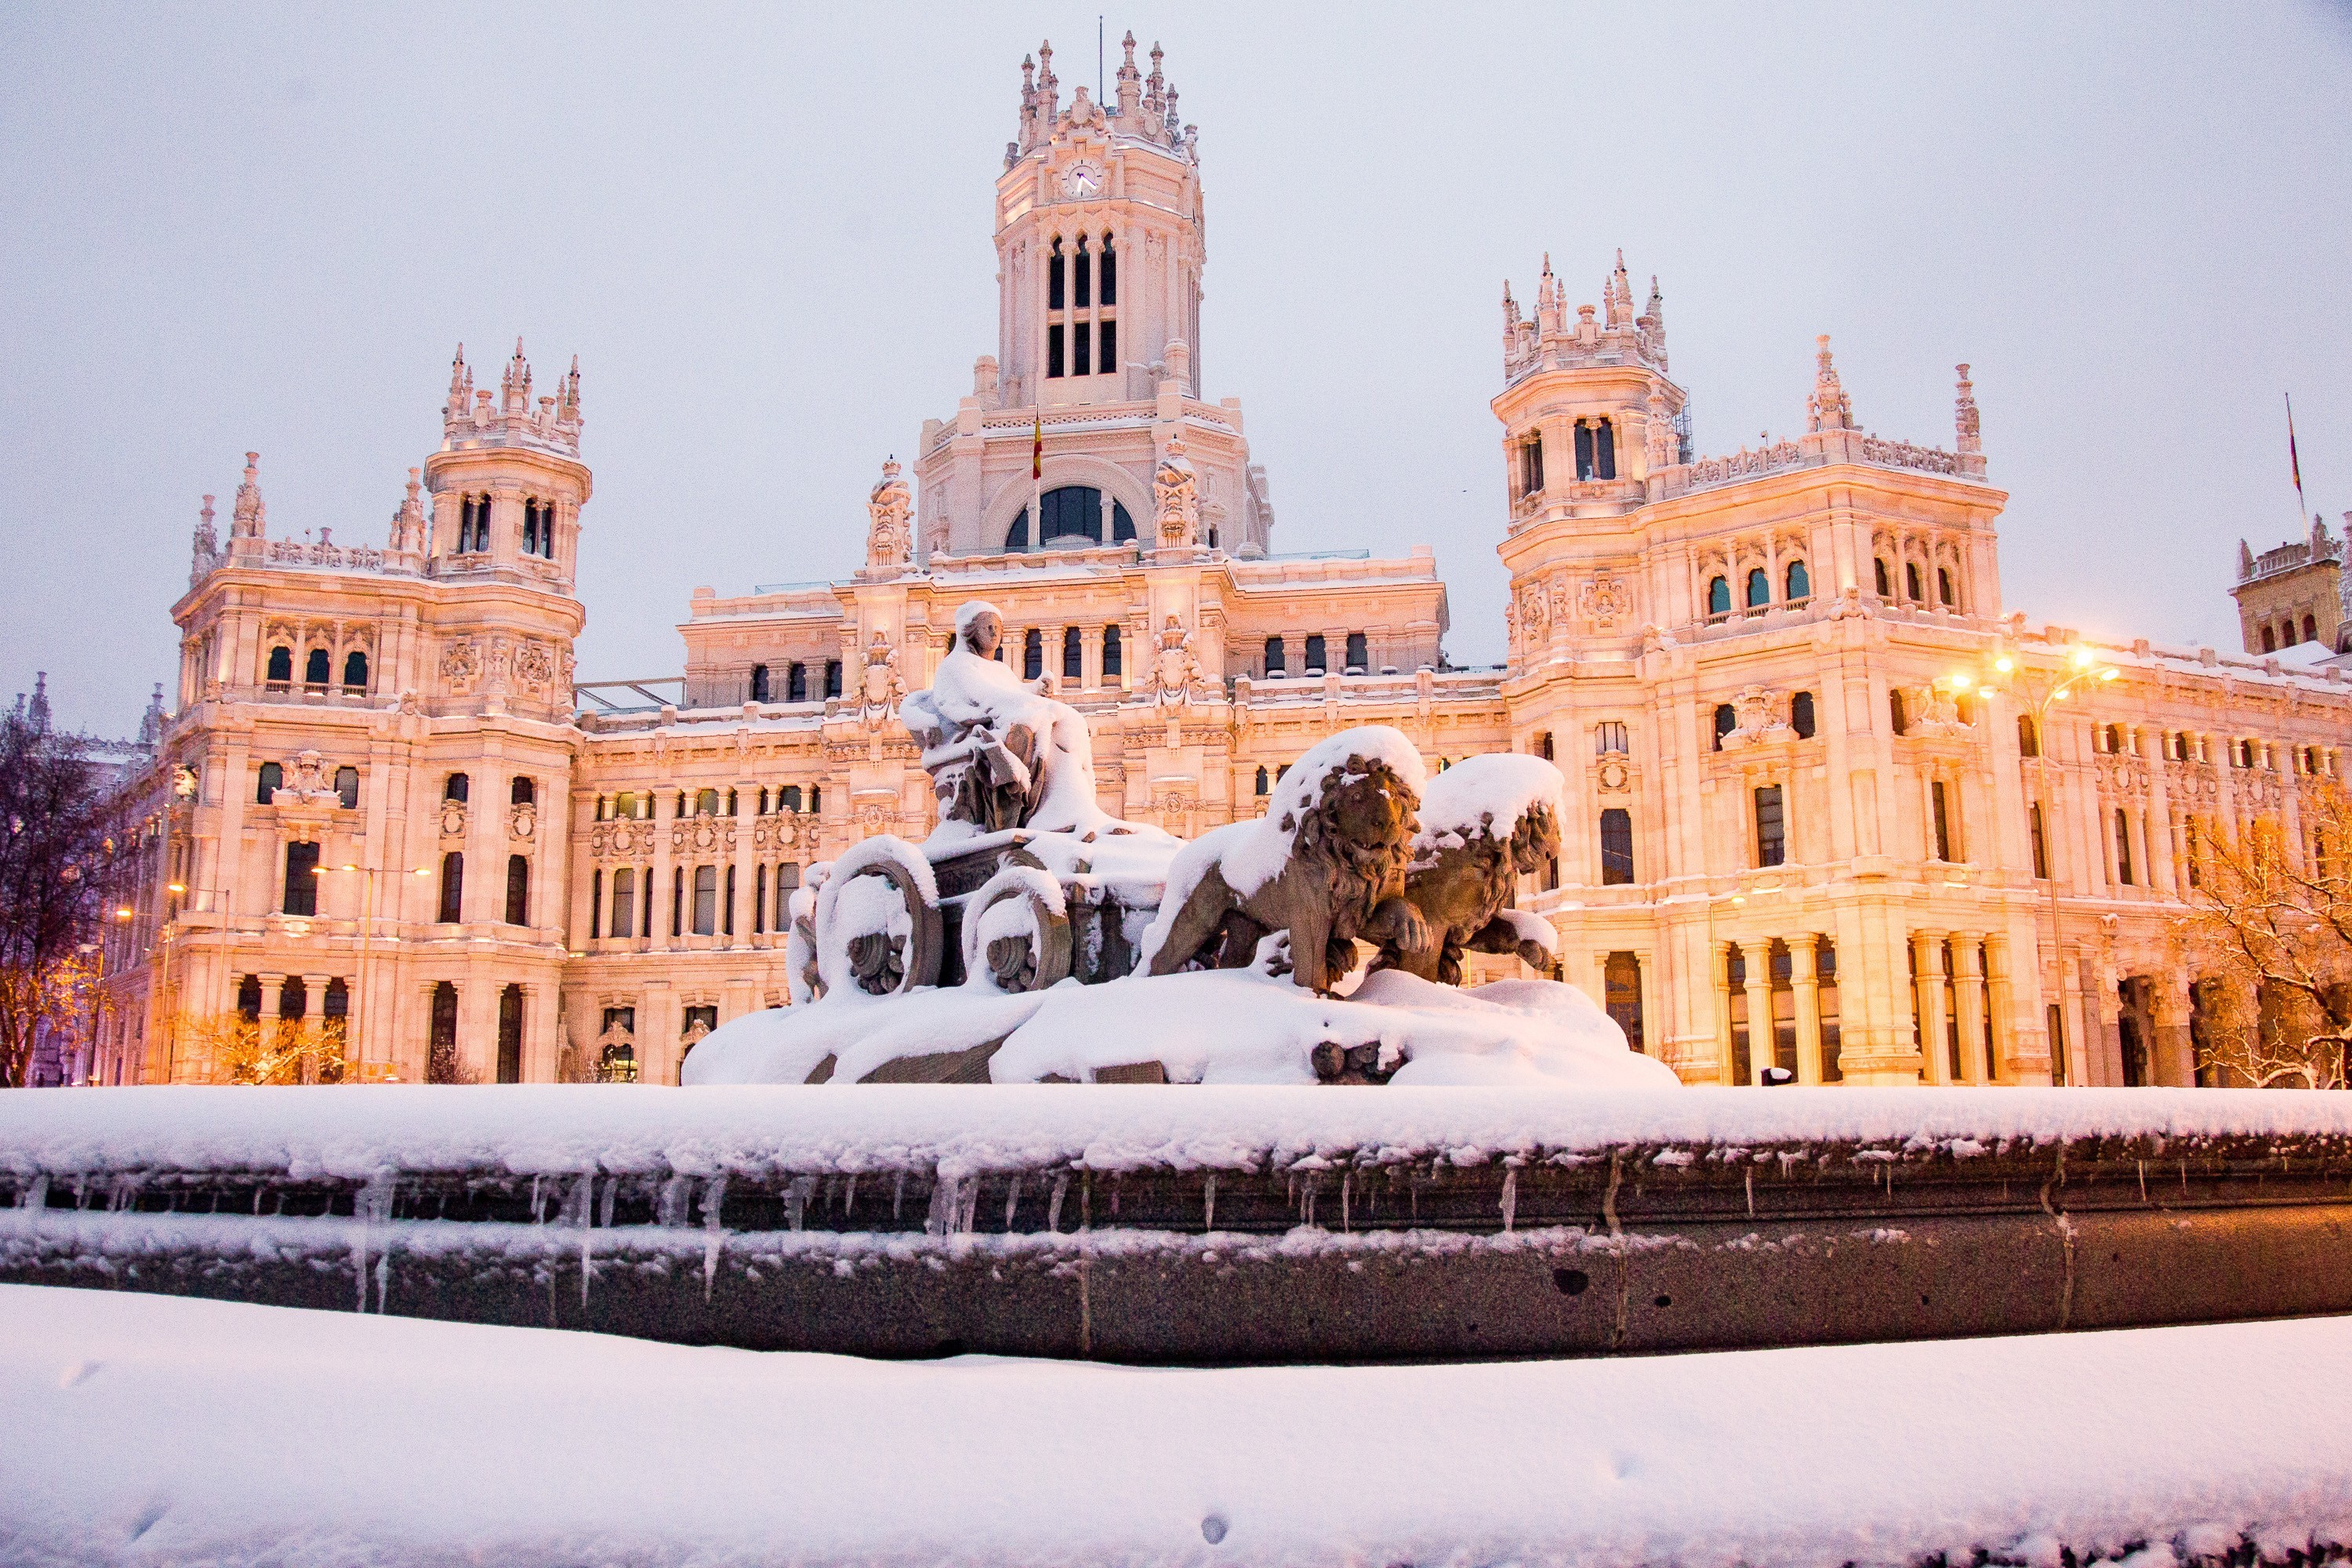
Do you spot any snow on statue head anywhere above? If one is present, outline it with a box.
[903,599,1116,837]
[1142,726,1435,994]
[1374,752,1565,985]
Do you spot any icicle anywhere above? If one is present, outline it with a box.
[1082,1172,1093,1232]
[701,1177,727,1301]
[960,1180,981,1236]
[1004,1174,1023,1231]
[22,1174,46,1211]
[598,1178,618,1230]
[1202,1172,1217,1233]
[925,1175,956,1238]
[1499,1168,1518,1234]
[1745,1167,1755,1218]
[786,1179,806,1234]
[374,1246,391,1314]
[1341,1171,1352,1233]
[531,1174,544,1224]
[892,1171,906,1222]
[1048,1173,1069,1233]
[657,1174,691,1229]
[843,1174,857,1217]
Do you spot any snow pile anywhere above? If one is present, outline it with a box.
[989,969,1677,1087]
[12,1084,2352,1185]
[1414,751,1563,855]
[682,982,1044,1086]
[5,1283,2349,1566]
[812,837,935,999]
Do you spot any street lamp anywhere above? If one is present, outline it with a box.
[315,863,432,1081]
[1947,642,2120,1085]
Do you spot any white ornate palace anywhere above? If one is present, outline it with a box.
[93,34,2352,1092]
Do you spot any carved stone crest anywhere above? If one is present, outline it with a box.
[440,639,481,694]
[514,640,555,692]
[1152,616,1202,706]
[866,459,912,570]
[857,632,905,726]
[1153,433,1199,550]
[1719,686,1796,750]
[1578,575,1632,631]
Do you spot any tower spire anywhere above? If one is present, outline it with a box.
[1806,335,1854,433]
[230,452,266,539]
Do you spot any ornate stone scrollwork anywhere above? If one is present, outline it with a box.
[1153,433,1199,550]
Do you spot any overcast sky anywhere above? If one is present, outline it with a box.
[4,2,2349,735]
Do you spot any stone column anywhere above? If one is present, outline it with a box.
[1711,939,1737,1087]
[1950,934,1989,1085]
[1984,932,2024,1084]
[648,789,677,950]
[1790,933,1824,1085]
[1740,945,1773,1086]
[2153,981,2195,1087]
[731,783,757,947]
[1913,931,1951,1085]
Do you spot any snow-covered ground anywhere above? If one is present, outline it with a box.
[5,1083,2352,1186]
[2,1283,2346,1566]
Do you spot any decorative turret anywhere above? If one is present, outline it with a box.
[1115,31,1142,118]
[864,457,913,574]
[439,339,582,458]
[386,467,429,571]
[1953,363,1986,478]
[1500,249,1672,386]
[189,494,218,585]
[225,453,267,564]
[27,672,51,735]
[1806,336,1854,433]
[136,683,167,746]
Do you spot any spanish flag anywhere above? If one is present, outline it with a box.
[2288,393,2306,505]
[1032,409,1044,480]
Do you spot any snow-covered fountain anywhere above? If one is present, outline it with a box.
[684,599,1674,1091]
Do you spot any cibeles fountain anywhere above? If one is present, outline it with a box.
[684,597,1674,1091]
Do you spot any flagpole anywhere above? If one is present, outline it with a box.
[2288,391,2308,532]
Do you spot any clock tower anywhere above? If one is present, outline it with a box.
[993,33,1204,410]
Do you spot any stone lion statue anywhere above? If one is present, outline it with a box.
[1373,753,1564,986]
[1143,728,1432,994]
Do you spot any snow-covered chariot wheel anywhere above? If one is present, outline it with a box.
[815,837,942,998]
[962,864,1072,994]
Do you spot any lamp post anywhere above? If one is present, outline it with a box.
[315,862,431,1082]
[1946,644,2119,1086]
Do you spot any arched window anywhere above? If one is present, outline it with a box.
[2262,626,2278,652]
[779,784,803,813]
[1745,568,1770,609]
[282,840,319,915]
[429,982,460,1080]
[237,974,263,1020]
[1707,576,1731,616]
[301,648,329,688]
[2019,714,2040,757]
[1048,234,1065,312]
[505,854,530,925]
[333,650,366,691]
[1073,231,1091,309]
[279,975,307,1022]
[1011,486,1133,550]
[1305,633,1328,673]
[786,662,808,702]
[696,788,720,817]
[810,785,821,813]
[1599,808,1635,885]
[437,851,464,924]
[1937,568,1955,607]
[1345,633,1368,673]
[1712,703,1737,751]
[1873,558,1892,598]
[335,766,358,809]
[496,984,523,1083]
[256,761,282,804]
[1906,562,1924,601]
[445,773,470,803]
[1785,560,1810,601]
[1791,691,1816,739]
[1254,765,1269,796]
[750,664,769,702]
[1022,629,1044,680]
[1103,623,1123,678]
[266,646,293,686]
[1263,636,1285,675]
[610,867,637,938]
[2105,724,2125,754]
[1100,232,1116,304]
[1063,626,1083,681]
[510,775,535,807]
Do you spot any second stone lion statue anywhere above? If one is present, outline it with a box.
[1142,728,1432,994]
[1372,753,1565,985]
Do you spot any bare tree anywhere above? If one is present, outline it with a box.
[177,1012,350,1086]
[2181,785,2352,1088]
[0,710,115,1087]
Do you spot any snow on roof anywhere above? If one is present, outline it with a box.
[5,1283,2349,1566]
[1415,753,1563,849]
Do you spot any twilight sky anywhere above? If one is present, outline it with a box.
[3,2,2348,735]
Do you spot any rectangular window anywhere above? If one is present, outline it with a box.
[335,766,359,809]
[1818,942,1843,1083]
[611,868,636,939]
[1599,808,1635,885]
[1305,633,1326,673]
[2029,802,2049,880]
[1073,319,1091,376]
[1103,624,1122,678]
[1047,323,1065,379]
[2114,808,2135,885]
[1101,242,1116,304]
[1523,434,1544,495]
[590,869,603,939]
[282,840,320,916]
[1345,632,1368,672]
[1063,626,1083,681]
[1603,952,1643,1051]
[672,868,684,936]
[1728,946,1751,1086]
[1574,422,1595,480]
[1098,319,1116,379]
[1931,781,1954,862]
[438,851,464,924]
[692,865,717,936]
[505,853,529,926]
[724,864,736,936]
[1074,245,1091,308]
[1595,721,1628,757]
[824,661,842,699]
[1754,785,1786,868]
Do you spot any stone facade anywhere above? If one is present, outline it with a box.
[93,35,2352,1093]
[2234,513,2352,655]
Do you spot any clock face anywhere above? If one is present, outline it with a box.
[1063,165,1101,198]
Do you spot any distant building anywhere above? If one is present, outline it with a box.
[95,34,2352,1093]
[2234,513,2352,655]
